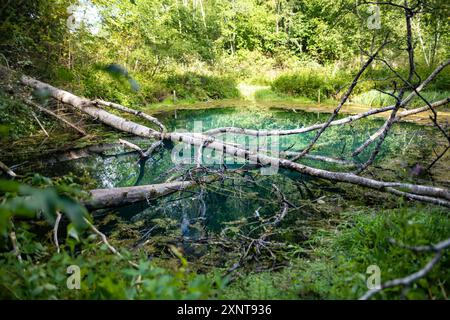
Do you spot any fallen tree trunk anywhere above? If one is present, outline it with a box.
[20,75,161,140]
[85,180,197,209]
[18,71,450,207]
[168,131,450,205]
[38,140,148,165]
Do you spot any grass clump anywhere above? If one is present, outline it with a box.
[352,90,450,108]
[270,65,355,101]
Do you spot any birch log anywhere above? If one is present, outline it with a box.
[85,180,197,209]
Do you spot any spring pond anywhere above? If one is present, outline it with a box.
[30,106,435,242]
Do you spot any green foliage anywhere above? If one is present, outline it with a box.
[1,0,448,107]
[0,174,90,235]
[0,0,69,74]
[165,72,240,101]
[328,207,450,299]
[0,91,39,139]
[0,228,225,299]
[0,174,225,300]
[272,68,350,100]
[352,90,450,108]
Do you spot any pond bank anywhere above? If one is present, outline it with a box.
[144,98,450,127]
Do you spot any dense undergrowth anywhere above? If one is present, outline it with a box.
[1,179,448,300]
[261,62,450,107]
[222,206,450,299]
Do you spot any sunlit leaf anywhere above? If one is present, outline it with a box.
[67,223,80,242]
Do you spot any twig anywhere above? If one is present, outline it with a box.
[0,160,17,178]
[9,220,22,263]
[93,99,166,132]
[83,217,138,268]
[53,212,62,254]
[9,231,22,263]
[119,138,145,158]
[24,99,86,135]
[427,145,449,171]
[31,111,49,137]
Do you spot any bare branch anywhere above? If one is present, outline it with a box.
[83,217,138,268]
[0,160,17,178]
[53,212,62,254]
[24,98,86,136]
[290,40,388,161]
[360,237,450,300]
[93,99,166,132]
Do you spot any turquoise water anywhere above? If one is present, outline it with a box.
[36,107,433,238]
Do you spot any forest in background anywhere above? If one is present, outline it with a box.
[0,0,450,300]
[1,0,449,106]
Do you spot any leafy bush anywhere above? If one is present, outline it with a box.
[0,175,90,235]
[74,66,163,106]
[165,72,240,101]
[0,91,39,139]
[352,89,450,108]
[0,231,225,299]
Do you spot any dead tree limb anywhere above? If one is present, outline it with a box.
[359,237,450,300]
[31,111,49,137]
[0,160,17,178]
[93,99,166,132]
[353,6,435,174]
[291,40,387,161]
[118,139,146,158]
[143,140,163,158]
[24,98,87,136]
[83,217,138,268]
[352,97,450,157]
[205,59,450,138]
[20,74,161,140]
[427,145,449,171]
[85,180,199,209]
